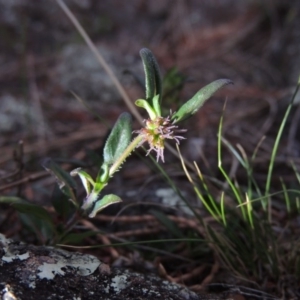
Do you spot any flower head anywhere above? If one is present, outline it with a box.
[134,48,231,163]
[135,114,186,162]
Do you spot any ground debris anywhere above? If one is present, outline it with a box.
[0,234,227,300]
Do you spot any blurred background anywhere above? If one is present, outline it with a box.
[1,0,300,294]
[1,0,299,144]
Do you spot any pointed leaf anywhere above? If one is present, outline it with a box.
[0,196,54,226]
[140,48,162,102]
[135,99,157,120]
[14,203,54,225]
[42,158,77,201]
[70,168,95,194]
[103,112,132,165]
[152,94,161,117]
[51,185,75,217]
[0,196,24,204]
[19,213,55,242]
[172,79,233,123]
[89,194,122,218]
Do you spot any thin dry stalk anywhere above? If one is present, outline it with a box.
[54,0,143,124]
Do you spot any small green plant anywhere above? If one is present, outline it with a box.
[60,48,232,219]
[0,48,231,243]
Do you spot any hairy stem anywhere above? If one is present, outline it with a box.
[109,135,144,176]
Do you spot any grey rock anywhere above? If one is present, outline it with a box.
[0,234,207,300]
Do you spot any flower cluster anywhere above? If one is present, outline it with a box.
[135,114,186,162]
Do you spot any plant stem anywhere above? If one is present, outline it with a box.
[54,209,82,244]
[109,135,144,176]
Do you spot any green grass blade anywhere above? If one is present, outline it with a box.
[280,177,291,213]
[220,192,226,226]
[265,79,300,219]
[217,104,247,220]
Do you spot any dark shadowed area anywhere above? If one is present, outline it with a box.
[1,1,300,299]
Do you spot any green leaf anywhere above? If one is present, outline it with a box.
[140,48,162,102]
[172,79,233,123]
[51,185,75,218]
[70,168,95,194]
[152,94,161,117]
[0,196,54,226]
[103,112,132,165]
[42,158,77,202]
[135,99,157,120]
[0,196,24,204]
[89,194,122,218]
[15,203,54,224]
[19,213,55,242]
